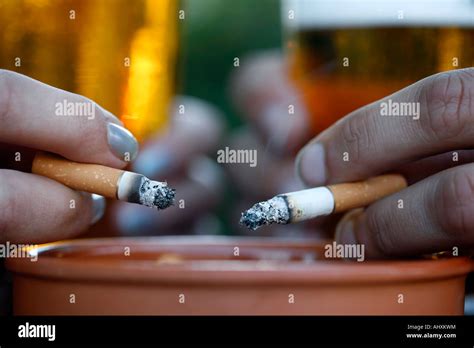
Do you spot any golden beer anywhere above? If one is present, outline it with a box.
[283,0,474,134]
[0,0,179,140]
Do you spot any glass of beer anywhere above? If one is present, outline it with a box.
[282,0,474,134]
[0,0,179,141]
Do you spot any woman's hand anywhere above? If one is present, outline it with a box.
[0,70,138,243]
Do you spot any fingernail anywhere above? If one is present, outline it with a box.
[107,123,139,162]
[91,194,106,225]
[296,142,326,186]
[133,147,173,178]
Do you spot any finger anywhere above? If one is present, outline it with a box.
[0,70,138,167]
[230,51,311,155]
[335,164,474,258]
[297,68,474,186]
[398,149,474,184]
[133,96,225,178]
[0,170,105,243]
[116,156,224,234]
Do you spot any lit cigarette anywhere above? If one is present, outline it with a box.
[240,174,407,230]
[32,152,175,209]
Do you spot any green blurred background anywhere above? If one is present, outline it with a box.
[181,0,282,128]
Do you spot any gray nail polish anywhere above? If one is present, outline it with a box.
[107,123,139,162]
[91,194,106,225]
[133,148,173,178]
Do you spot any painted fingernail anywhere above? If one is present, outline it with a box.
[91,194,106,225]
[107,123,139,162]
[133,147,173,178]
[296,142,326,186]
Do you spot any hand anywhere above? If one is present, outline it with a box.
[296,68,474,258]
[0,70,138,243]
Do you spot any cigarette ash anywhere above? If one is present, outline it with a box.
[240,196,290,231]
[139,178,175,209]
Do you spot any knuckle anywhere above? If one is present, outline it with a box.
[340,110,374,165]
[421,70,473,141]
[437,165,474,240]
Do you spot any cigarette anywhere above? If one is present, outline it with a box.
[32,152,175,209]
[240,174,407,230]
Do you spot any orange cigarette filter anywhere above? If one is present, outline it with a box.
[328,174,407,213]
[32,152,175,209]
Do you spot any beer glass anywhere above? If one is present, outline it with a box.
[282,0,474,134]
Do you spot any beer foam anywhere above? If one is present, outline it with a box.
[283,0,474,28]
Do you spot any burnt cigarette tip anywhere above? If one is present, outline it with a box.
[139,178,176,210]
[153,184,176,210]
[240,196,290,231]
[239,208,265,231]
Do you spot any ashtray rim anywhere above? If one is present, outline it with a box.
[5,236,474,285]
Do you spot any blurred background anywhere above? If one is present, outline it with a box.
[0,0,282,133]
